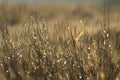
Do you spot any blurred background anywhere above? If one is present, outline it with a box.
[0,0,120,32]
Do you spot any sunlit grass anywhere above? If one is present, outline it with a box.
[0,16,120,80]
[0,3,120,80]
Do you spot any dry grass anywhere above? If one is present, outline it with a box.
[0,3,120,80]
[0,16,120,80]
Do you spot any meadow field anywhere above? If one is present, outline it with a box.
[0,2,120,80]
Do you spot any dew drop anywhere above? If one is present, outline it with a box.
[8,57,10,60]
[64,61,67,65]
[79,76,82,79]
[19,55,23,58]
[6,70,9,73]
[107,34,109,37]
[88,47,91,50]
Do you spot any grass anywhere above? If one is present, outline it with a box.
[0,3,120,80]
[0,17,120,80]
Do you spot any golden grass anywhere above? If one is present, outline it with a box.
[0,3,120,80]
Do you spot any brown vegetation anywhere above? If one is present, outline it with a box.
[0,3,120,80]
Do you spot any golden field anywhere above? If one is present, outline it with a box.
[0,3,120,80]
